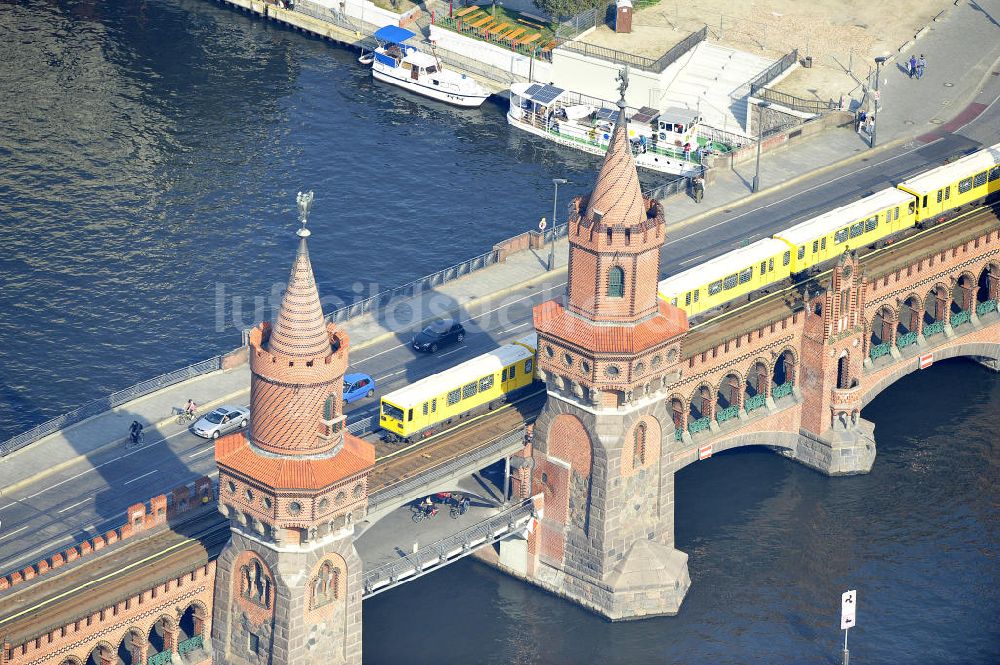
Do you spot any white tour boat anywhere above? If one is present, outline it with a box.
[507,81,736,175]
[365,25,490,108]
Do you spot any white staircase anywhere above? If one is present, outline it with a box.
[652,42,775,137]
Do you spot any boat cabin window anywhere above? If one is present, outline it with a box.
[426,65,438,74]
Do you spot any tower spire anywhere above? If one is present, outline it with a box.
[584,66,645,229]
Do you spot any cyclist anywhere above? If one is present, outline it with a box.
[183,399,198,421]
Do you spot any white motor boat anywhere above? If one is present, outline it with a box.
[506,81,741,175]
[367,25,490,108]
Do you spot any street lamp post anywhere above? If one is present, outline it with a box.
[751,101,771,193]
[871,56,887,148]
[548,178,568,270]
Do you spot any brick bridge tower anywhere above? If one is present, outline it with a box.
[211,193,374,665]
[529,72,692,619]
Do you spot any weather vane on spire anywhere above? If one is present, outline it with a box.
[296,190,314,237]
[616,65,629,107]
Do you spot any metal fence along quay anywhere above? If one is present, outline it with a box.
[0,356,224,457]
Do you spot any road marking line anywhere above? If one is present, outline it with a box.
[9,428,190,505]
[678,254,705,266]
[665,139,942,247]
[0,525,28,541]
[438,346,465,357]
[57,499,89,514]
[124,470,157,485]
[374,369,407,382]
[187,447,214,459]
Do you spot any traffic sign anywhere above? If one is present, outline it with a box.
[538,217,547,231]
[699,444,713,460]
[919,352,933,370]
[841,589,857,629]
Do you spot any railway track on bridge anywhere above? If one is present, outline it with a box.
[0,510,229,644]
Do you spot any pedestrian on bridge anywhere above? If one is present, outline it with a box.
[908,54,917,78]
[917,55,926,79]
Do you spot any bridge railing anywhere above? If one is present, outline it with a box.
[368,426,527,514]
[362,499,535,597]
[0,356,224,458]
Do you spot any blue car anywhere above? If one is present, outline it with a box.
[343,373,376,404]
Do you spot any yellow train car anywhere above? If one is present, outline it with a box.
[658,238,791,317]
[897,141,1000,220]
[379,341,537,442]
[773,187,917,273]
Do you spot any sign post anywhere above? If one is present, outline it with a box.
[841,589,857,665]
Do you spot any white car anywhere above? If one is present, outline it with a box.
[192,405,250,439]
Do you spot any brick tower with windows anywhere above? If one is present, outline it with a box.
[211,193,374,665]
[527,72,692,620]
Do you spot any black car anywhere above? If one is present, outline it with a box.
[412,319,465,353]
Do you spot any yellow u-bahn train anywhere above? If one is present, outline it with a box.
[659,142,1000,316]
[379,334,539,442]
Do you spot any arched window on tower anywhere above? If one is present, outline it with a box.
[310,561,341,609]
[608,266,625,298]
[633,422,647,468]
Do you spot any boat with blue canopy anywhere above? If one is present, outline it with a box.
[364,25,490,107]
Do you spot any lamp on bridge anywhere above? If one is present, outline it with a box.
[751,101,771,193]
[872,56,888,148]
[548,178,568,271]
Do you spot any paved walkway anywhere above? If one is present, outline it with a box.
[2,0,997,495]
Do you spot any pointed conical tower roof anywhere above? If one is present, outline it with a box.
[268,228,331,359]
[584,97,646,229]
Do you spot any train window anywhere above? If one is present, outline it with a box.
[812,240,819,253]
[944,186,950,200]
[989,165,1000,181]
[936,189,943,204]
[909,201,916,214]
[448,389,461,405]
[480,375,494,391]
[693,290,699,302]
[782,251,791,266]
[973,171,987,187]
[760,260,767,274]
[864,216,877,232]
[462,382,477,399]
[723,274,738,290]
[821,237,827,250]
[525,358,533,373]
[383,402,404,421]
[422,402,428,415]
[739,268,752,284]
[921,196,927,208]
[958,177,973,193]
[432,399,437,412]
[408,409,414,422]
[850,222,864,238]
[709,280,723,295]
[502,368,508,381]
[797,247,805,260]
[768,258,774,271]
[835,228,849,243]
[685,292,692,305]
[509,363,516,378]
[894,207,900,220]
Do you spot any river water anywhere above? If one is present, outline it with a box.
[0,1,997,663]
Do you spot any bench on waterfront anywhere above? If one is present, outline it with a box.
[455,5,479,18]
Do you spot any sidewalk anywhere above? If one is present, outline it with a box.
[2,0,997,495]
[661,0,1000,224]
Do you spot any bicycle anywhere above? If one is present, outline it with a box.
[411,505,438,522]
[177,410,196,425]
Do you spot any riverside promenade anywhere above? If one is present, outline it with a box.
[1,0,998,498]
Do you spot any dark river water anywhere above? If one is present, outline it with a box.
[0,1,997,663]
